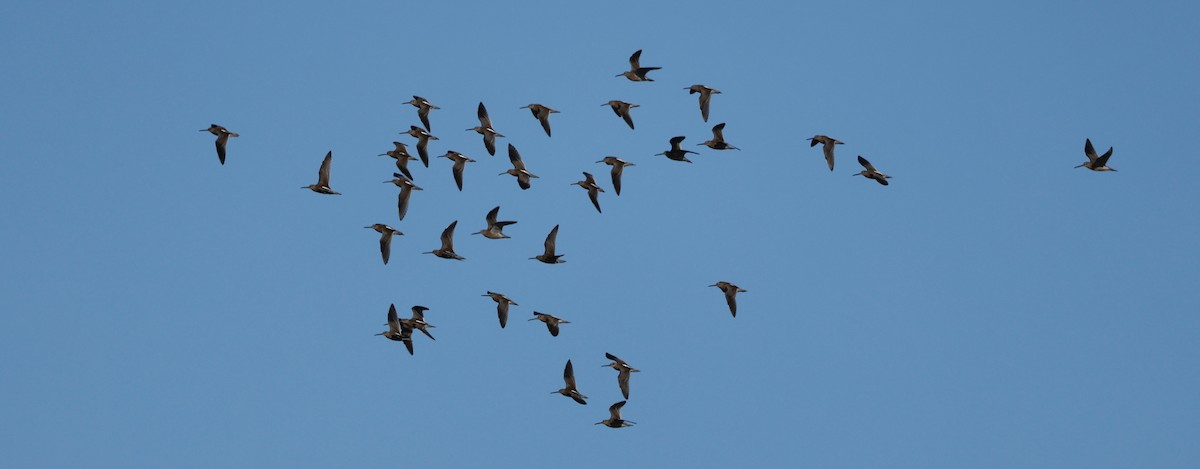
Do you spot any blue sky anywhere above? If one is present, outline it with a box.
[2,1,1199,467]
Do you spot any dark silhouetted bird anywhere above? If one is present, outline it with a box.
[686,85,721,122]
[573,172,604,213]
[603,353,640,399]
[365,224,402,265]
[376,304,415,355]
[424,220,464,260]
[303,151,341,195]
[1077,138,1117,171]
[596,156,635,196]
[617,49,660,82]
[482,291,518,328]
[530,312,569,337]
[699,123,740,150]
[473,206,517,239]
[709,281,747,317]
[404,96,440,132]
[853,155,892,185]
[596,400,636,428]
[384,173,423,221]
[500,144,538,190]
[604,100,639,129]
[379,141,418,180]
[520,103,559,137]
[403,126,438,167]
[656,136,698,163]
[531,224,564,264]
[808,135,843,171]
[201,124,238,165]
[438,150,476,191]
[555,359,588,405]
[468,102,504,156]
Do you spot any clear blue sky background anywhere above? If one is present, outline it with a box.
[3,1,1198,467]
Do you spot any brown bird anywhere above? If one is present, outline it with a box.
[437,150,476,191]
[1077,138,1117,171]
[554,359,588,405]
[616,49,660,82]
[467,102,505,156]
[596,400,636,428]
[520,103,559,137]
[499,143,539,190]
[384,173,423,221]
[404,305,436,341]
[531,224,564,264]
[656,136,698,163]
[303,151,341,195]
[572,172,605,213]
[473,206,517,239]
[708,281,747,317]
[807,135,843,171]
[379,141,418,181]
[376,304,415,355]
[529,312,569,337]
[602,353,640,400]
[403,96,440,132]
[596,156,635,196]
[482,291,518,328]
[402,125,438,167]
[854,155,892,185]
[200,124,239,165]
[603,100,639,129]
[699,123,740,150]
[365,224,403,265]
[686,85,721,122]
[424,220,464,260]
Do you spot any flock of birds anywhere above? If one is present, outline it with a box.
[200,49,1118,429]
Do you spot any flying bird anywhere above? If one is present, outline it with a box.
[807,135,843,171]
[596,400,636,428]
[403,96,440,131]
[572,172,605,213]
[303,151,341,195]
[520,103,559,137]
[531,224,564,264]
[384,173,423,221]
[376,304,415,355]
[499,144,539,190]
[555,359,588,405]
[402,126,438,167]
[467,102,505,156]
[1077,138,1117,171]
[424,220,464,260]
[200,124,239,165]
[379,141,418,181]
[437,150,476,191]
[529,312,570,337]
[699,123,740,150]
[616,49,660,82]
[603,100,639,129]
[603,353,640,400]
[365,224,403,265]
[482,291,518,328]
[596,156,635,196]
[686,85,721,122]
[853,155,892,185]
[405,305,436,341]
[708,281,747,317]
[473,206,517,239]
[656,136,698,163]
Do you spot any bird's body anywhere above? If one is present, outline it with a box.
[617,49,660,82]
[687,85,721,122]
[438,150,476,191]
[303,151,341,194]
[404,305,436,341]
[603,353,640,400]
[384,173,423,221]
[365,224,403,265]
[604,100,639,129]
[532,224,564,264]
[404,95,440,131]
[500,144,539,190]
[377,304,415,355]
[403,126,438,167]
[596,156,635,196]
[808,135,843,171]
[596,400,636,428]
[699,123,740,150]
[467,102,504,156]
[474,206,517,239]
[379,141,418,181]
[555,359,589,405]
[521,104,559,137]
[530,312,569,337]
[482,291,518,328]
[657,136,699,163]
[853,155,892,185]
[201,124,239,165]
[709,281,747,317]
[1077,138,1117,171]
[573,172,605,213]
[424,220,464,260]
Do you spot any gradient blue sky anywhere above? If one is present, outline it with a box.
[3,1,1199,467]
